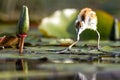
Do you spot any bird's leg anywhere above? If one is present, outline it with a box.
[56,28,81,53]
[95,30,100,50]
[68,30,80,50]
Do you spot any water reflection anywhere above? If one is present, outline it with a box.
[0,58,74,80]
[0,59,16,71]
[0,57,120,80]
[16,59,28,73]
[16,59,28,80]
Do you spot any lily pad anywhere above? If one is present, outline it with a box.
[39,9,78,38]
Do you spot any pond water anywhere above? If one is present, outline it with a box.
[0,40,120,80]
[0,57,120,80]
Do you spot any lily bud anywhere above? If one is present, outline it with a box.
[17,5,29,54]
[17,5,29,36]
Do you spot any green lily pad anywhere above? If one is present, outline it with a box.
[39,9,78,38]
[101,46,113,50]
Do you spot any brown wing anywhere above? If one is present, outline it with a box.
[79,8,92,22]
[76,8,97,30]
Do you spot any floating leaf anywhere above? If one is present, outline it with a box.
[101,46,114,51]
[39,9,78,38]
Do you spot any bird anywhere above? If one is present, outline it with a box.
[58,8,100,53]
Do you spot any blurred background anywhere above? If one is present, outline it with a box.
[0,0,120,40]
[0,0,120,22]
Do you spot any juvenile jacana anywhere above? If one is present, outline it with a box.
[59,8,100,53]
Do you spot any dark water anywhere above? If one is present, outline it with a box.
[0,58,76,80]
[0,56,120,80]
[0,42,120,80]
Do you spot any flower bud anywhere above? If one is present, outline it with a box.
[17,5,29,36]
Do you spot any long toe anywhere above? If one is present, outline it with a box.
[56,48,69,54]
